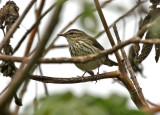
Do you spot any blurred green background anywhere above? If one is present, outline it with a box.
[24,92,150,115]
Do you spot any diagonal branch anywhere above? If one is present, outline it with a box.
[94,1,144,39]
[13,1,57,54]
[94,0,149,109]
[14,0,46,114]
[113,24,149,108]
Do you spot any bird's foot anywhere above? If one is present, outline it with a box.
[81,75,85,81]
[95,68,100,83]
[95,72,100,83]
[78,72,87,82]
[77,75,84,81]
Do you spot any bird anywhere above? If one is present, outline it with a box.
[58,29,118,78]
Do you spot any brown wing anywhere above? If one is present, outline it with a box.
[86,36,104,50]
[86,36,118,66]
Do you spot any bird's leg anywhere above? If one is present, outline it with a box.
[96,67,100,81]
[80,71,86,81]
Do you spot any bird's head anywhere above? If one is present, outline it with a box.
[58,29,88,44]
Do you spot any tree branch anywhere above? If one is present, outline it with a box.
[0,38,160,63]
[94,0,149,109]
[113,24,149,108]
[94,0,144,39]
[13,1,57,54]
[30,71,120,84]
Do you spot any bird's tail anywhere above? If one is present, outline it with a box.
[104,57,118,66]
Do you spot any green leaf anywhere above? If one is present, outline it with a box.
[23,92,151,115]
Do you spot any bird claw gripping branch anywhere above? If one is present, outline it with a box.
[134,1,160,65]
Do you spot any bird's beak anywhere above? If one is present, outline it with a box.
[58,33,65,37]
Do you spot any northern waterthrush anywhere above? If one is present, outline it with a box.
[58,29,118,77]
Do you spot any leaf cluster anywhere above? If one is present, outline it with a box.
[30,92,150,115]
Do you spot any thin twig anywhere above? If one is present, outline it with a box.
[94,1,144,39]
[147,100,160,107]
[24,0,45,56]
[113,24,149,108]
[14,79,29,115]
[114,1,144,25]
[28,44,68,57]
[38,65,49,95]
[13,1,57,54]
